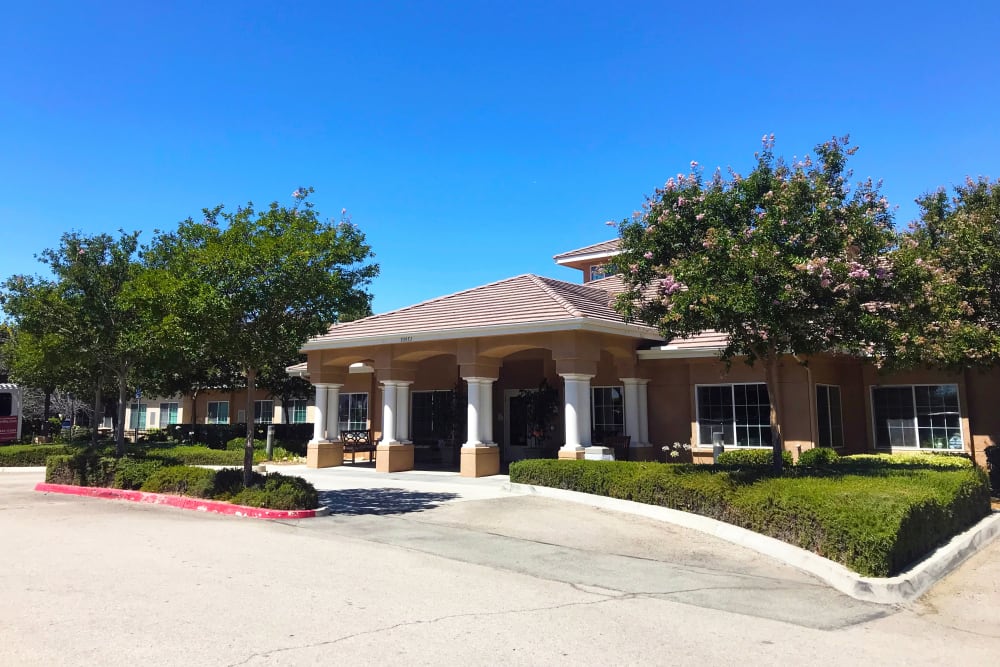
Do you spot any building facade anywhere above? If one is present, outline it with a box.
[297,239,999,477]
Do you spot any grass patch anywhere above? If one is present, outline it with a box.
[509,458,990,577]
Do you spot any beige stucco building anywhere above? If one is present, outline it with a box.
[299,240,1000,477]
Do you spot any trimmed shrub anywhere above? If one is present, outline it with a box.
[508,458,991,577]
[510,460,738,520]
[145,446,245,466]
[229,472,319,510]
[225,437,264,451]
[212,467,266,498]
[0,444,77,467]
[716,448,794,468]
[837,453,972,470]
[113,457,166,490]
[140,466,216,498]
[797,447,841,467]
[166,423,313,450]
[46,453,118,487]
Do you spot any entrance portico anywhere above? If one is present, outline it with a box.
[298,274,664,476]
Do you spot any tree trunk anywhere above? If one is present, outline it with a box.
[764,352,784,475]
[244,368,256,486]
[92,385,101,447]
[116,375,127,457]
[191,386,200,427]
[42,389,52,436]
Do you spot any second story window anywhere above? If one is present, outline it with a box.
[588,264,607,281]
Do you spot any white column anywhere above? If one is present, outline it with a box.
[621,379,641,444]
[396,381,412,443]
[325,384,343,442]
[560,374,594,451]
[479,379,495,445]
[638,380,650,446]
[381,381,398,444]
[311,384,328,443]
[463,377,484,447]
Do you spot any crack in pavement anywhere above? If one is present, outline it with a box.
[225,591,638,666]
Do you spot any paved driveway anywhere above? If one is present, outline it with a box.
[1,468,998,665]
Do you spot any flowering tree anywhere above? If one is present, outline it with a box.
[888,178,1000,369]
[613,136,897,471]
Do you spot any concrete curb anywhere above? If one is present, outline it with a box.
[0,466,46,473]
[505,482,1000,605]
[34,483,330,520]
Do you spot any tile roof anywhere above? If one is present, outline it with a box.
[665,330,728,350]
[552,239,620,262]
[305,274,660,347]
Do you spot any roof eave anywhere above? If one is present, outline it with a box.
[637,346,726,360]
[554,251,619,266]
[302,319,663,352]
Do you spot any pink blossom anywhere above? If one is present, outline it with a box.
[659,275,685,295]
[696,213,705,222]
[643,251,653,259]
[690,160,699,169]
[820,279,831,288]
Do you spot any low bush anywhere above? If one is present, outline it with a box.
[797,447,841,467]
[509,458,991,577]
[145,446,246,466]
[140,466,217,498]
[166,423,313,450]
[225,437,263,451]
[0,444,78,467]
[113,457,166,490]
[716,448,794,468]
[46,453,118,487]
[837,453,973,470]
[229,473,319,511]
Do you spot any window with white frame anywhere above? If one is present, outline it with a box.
[206,401,229,425]
[338,393,368,431]
[696,383,771,447]
[872,384,962,450]
[287,399,308,424]
[815,385,844,448]
[591,386,625,439]
[588,264,607,281]
[129,403,147,430]
[159,402,179,427]
[254,400,274,424]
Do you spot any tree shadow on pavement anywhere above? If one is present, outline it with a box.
[319,488,459,515]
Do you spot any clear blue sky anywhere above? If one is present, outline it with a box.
[2,1,998,314]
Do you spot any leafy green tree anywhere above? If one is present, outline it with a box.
[2,231,170,453]
[889,178,1000,369]
[148,188,378,483]
[614,136,897,471]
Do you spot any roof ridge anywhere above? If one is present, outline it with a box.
[325,274,534,333]
[529,275,584,317]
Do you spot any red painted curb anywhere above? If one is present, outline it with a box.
[34,483,324,520]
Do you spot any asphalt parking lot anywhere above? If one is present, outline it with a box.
[1,468,998,666]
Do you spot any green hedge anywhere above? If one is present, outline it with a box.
[509,459,991,577]
[797,447,841,467]
[1,444,80,466]
[44,453,319,510]
[140,466,217,498]
[716,448,794,468]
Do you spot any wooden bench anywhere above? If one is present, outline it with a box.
[341,429,376,464]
